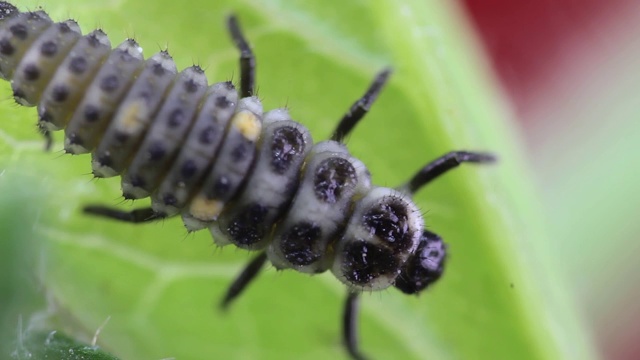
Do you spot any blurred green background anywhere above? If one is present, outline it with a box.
[463,1,640,358]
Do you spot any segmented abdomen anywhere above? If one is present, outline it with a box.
[0,3,426,292]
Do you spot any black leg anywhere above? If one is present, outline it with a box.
[343,291,368,360]
[83,206,163,223]
[220,251,267,310]
[226,15,255,98]
[403,151,497,194]
[40,128,52,151]
[331,68,392,143]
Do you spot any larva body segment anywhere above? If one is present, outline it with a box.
[267,142,371,273]
[12,19,81,107]
[121,65,209,199]
[211,109,314,250]
[64,39,145,154]
[38,29,112,131]
[181,96,263,231]
[0,9,52,80]
[0,3,497,358]
[151,81,239,217]
[91,50,177,178]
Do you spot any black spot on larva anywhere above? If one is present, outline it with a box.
[139,91,151,102]
[281,222,322,266]
[226,203,269,246]
[12,88,25,101]
[209,176,231,199]
[223,81,234,90]
[363,199,414,253]
[180,159,197,179]
[163,193,177,206]
[152,62,166,76]
[314,157,357,204]
[23,64,40,81]
[0,38,14,55]
[97,153,112,167]
[342,241,400,286]
[114,130,129,143]
[147,141,166,161]
[67,132,83,145]
[118,48,135,62]
[52,85,69,102]
[58,22,71,33]
[87,32,103,47]
[270,126,305,174]
[215,95,231,108]
[183,78,199,93]
[199,125,217,145]
[69,56,88,74]
[129,174,145,188]
[231,141,249,162]
[9,24,27,40]
[83,104,100,122]
[167,108,184,128]
[100,74,119,93]
[40,41,57,57]
[39,111,52,123]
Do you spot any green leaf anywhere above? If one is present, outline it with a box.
[1,0,596,359]
[13,330,119,360]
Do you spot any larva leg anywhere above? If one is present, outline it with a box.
[83,206,164,223]
[219,251,267,310]
[343,291,368,360]
[401,151,497,195]
[40,128,53,151]
[331,68,392,143]
[226,15,255,98]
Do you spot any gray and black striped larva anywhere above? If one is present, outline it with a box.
[0,2,497,359]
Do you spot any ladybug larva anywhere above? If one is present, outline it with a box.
[0,2,497,359]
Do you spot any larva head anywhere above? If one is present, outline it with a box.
[393,230,447,294]
[386,150,496,294]
[331,187,424,291]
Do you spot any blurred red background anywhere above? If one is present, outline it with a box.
[463,0,628,113]
[460,1,640,359]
